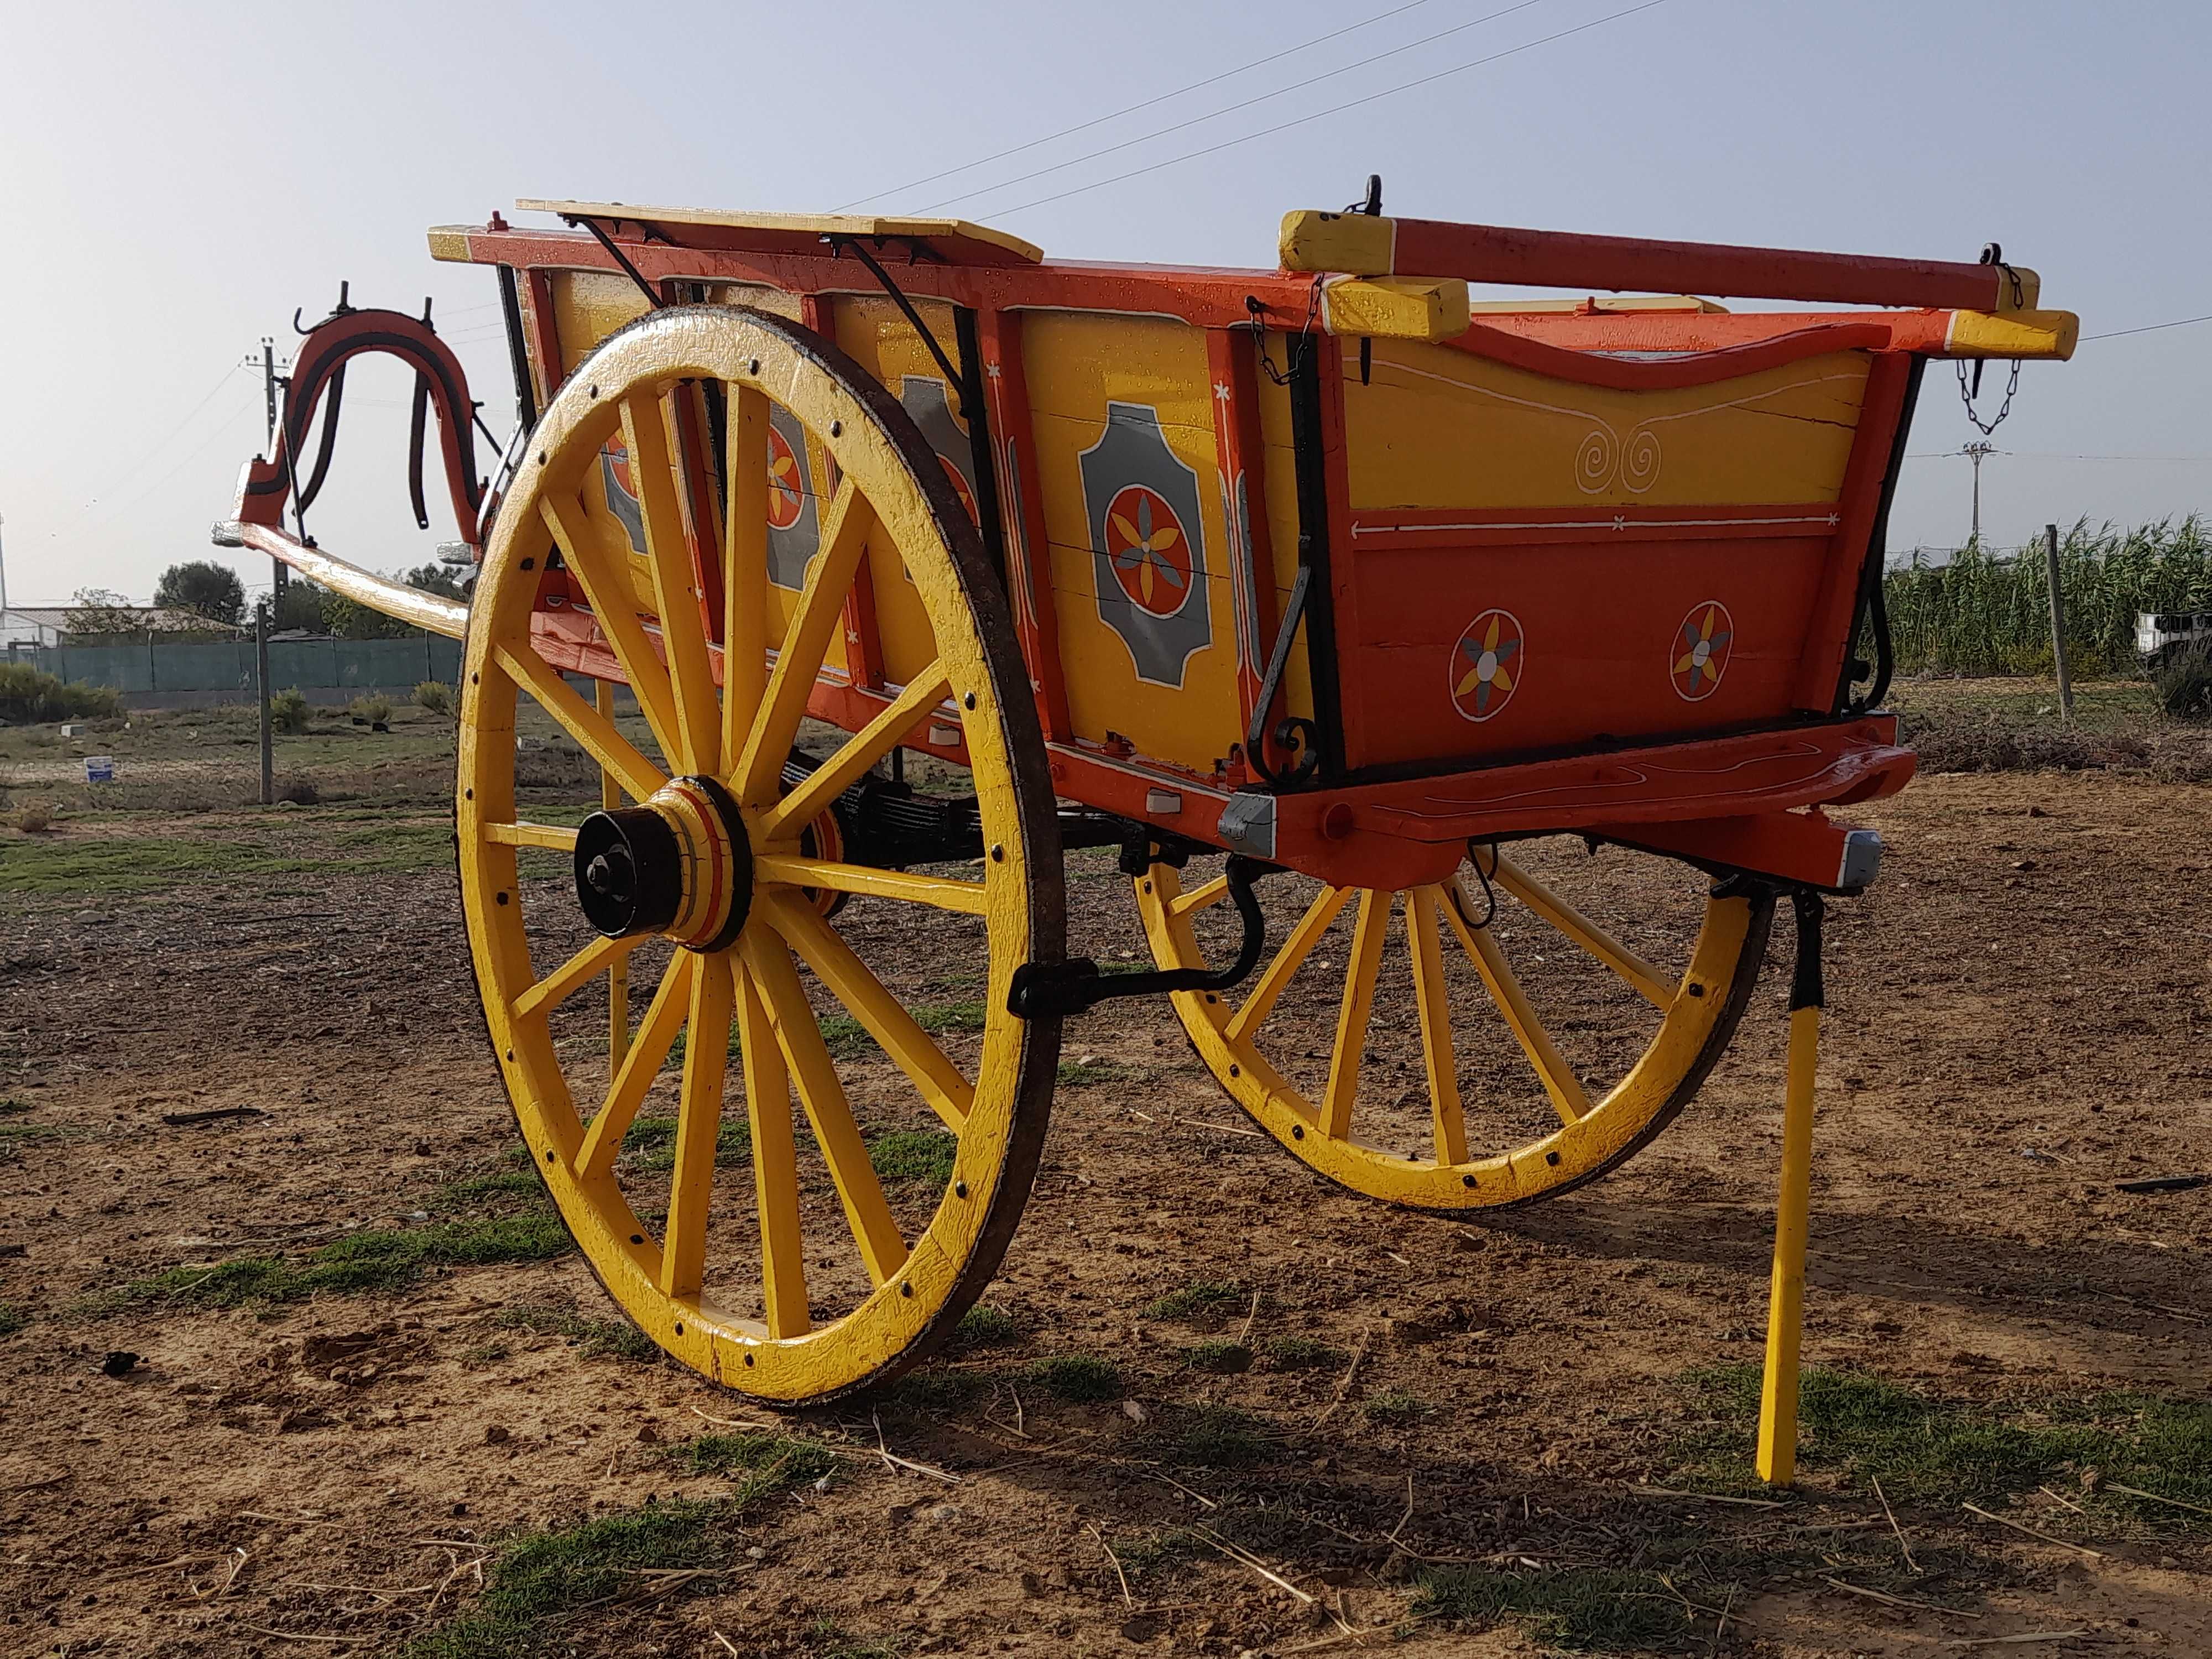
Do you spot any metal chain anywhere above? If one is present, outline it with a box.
[1251,280,1325,387]
[1957,259,2027,437]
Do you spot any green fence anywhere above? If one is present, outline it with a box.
[26,635,462,702]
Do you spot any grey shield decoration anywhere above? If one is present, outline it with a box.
[765,403,820,592]
[599,442,646,556]
[1079,402,1211,687]
[899,378,979,526]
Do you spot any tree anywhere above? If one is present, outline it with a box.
[67,587,142,635]
[271,578,331,633]
[153,560,246,628]
[402,561,470,601]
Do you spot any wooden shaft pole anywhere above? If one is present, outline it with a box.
[2044,524,2075,727]
[255,598,273,807]
[1756,1003,1822,1485]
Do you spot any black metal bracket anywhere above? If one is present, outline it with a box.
[1008,855,1279,1019]
[1244,565,1320,787]
[1788,889,1825,1013]
[827,236,968,413]
[564,215,667,311]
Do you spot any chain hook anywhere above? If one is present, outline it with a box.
[1958,242,2025,437]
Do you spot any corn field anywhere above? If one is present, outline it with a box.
[1883,517,2212,677]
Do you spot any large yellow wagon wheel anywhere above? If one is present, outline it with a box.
[457,307,1061,1403]
[1135,847,1770,1212]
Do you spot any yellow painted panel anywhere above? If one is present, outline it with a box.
[1344,343,1872,510]
[1019,312,1239,774]
[830,296,982,690]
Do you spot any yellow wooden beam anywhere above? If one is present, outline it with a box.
[1280,209,1396,276]
[1756,1003,1823,1485]
[1319,275,1471,342]
[1944,307,2078,361]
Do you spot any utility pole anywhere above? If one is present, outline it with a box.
[246,337,291,603]
[255,596,274,805]
[1963,442,1996,547]
[2043,523,2075,727]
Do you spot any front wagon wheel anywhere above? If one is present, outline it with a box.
[1134,846,1768,1212]
[455,306,1062,1404]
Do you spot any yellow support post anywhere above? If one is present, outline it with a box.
[1757,890,1825,1487]
[595,679,629,1070]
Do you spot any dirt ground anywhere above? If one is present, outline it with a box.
[1,707,2208,1657]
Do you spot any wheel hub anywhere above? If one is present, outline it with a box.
[572,774,752,952]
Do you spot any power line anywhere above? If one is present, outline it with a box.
[87,386,265,527]
[82,361,257,508]
[1909,449,2212,462]
[989,0,1670,219]
[836,0,1442,212]
[2081,313,2212,343]
[916,0,1553,214]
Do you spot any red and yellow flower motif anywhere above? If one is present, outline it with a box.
[1103,484,1193,617]
[766,425,806,530]
[1670,601,1734,701]
[1448,609,1523,722]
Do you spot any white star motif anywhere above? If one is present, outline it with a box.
[985,361,1003,380]
[1213,382,1232,404]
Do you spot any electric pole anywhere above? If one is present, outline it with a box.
[1963,442,1996,547]
[243,337,293,603]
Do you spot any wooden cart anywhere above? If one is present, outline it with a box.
[216,194,2075,1432]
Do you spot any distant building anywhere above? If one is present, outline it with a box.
[1,603,244,650]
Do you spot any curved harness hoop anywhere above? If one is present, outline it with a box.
[234,306,486,547]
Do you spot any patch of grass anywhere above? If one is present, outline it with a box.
[1105,1527,1198,1583]
[1183,1339,1252,1375]
[1363,1390,1432,1427]
[0,1303,25,1337]
[1674,1365,2212,1524]
[886,1367,985,1411]
[0,1120,70,1162]
[1144,1280,1245,1322]
[817,1013,877,1061]
[0,1097,29,1115]
[1413,1564,1694,1652]
[132,1215,573,1308]
[913,999,987,1035]
[0,825,453,898]
[665,1431,833,1500]
[619,1114,750,1172]
[1026,1354,1123,1402]
[1057,1058,1135,1087]
[439,1169,551,1207]
[1149,1406,1280,1469]
[404,1499,729,1658]
[493,1302,660,1364]
[802,1620,901,1659]
[951,1304,1022,1353]
[867,1128,956,1188]
[1260,1335,1344,1371]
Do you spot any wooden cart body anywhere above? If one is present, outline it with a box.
[411,201,2074,893]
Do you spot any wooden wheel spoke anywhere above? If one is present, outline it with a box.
[759,892,972,1131]
[722,384,772,764]
[1442,879,1590,1125]
[1319,890,1390,1140]
[579,952,696,1181]
[540,494,682,761]
[660,951,735,1297]
[1491,851,1673,1010]
[620,393,722,776]
[737,479,875,806]
[735,958,808,1338]
[1406,888,1469,1165]
[754,853,987,916]
[1228,884,1353,1044]
[494,643,666,802]
[484,821,580,852]
[754,666,954,844]
[742,933,909,1288]
[1170,874,1229,918]
[514,932,648,1022]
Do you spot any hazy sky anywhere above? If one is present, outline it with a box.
[3,0,2205,604]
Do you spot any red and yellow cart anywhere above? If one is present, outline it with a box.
[217,191,2074,1470]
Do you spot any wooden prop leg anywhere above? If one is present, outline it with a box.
[1757,891,1825,1486]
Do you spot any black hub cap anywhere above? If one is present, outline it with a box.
[572,776,753,951]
